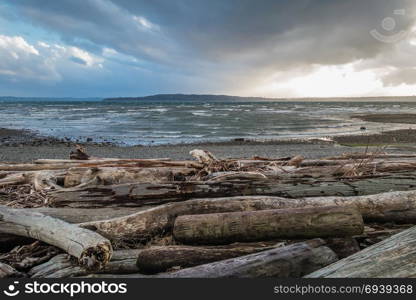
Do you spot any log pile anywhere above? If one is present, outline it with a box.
[1,147,416,278]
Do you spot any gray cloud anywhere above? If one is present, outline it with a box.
[4,0,416,96]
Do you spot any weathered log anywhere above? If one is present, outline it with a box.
[306,225,416,278]
[64,167,194,188]
[34,158,171,164]
[80,190,416,242]
[0,206,112,270]
[160,239,338,278]
[136,243,280,274]
[29,249,142,278]
[0,160,202,172]
[173,206,364,244]
[0,263,24,278]
[326,153,416,160]
[0,207,149,250]
[79,196,299,241]
[48,171,416,208]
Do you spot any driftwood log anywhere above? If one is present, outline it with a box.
[0,262,25,278]
[161,239,338,278]
[85,240,337,278]
[49,171,416,208]
[63,167,195,188]
[173,206,364,244]
[0,206,112,270]
[80,190,416,242]
[136,243,280,274]
[29,249,142,278]
[306,225,416,278]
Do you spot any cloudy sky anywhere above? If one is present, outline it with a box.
[1,0,416,98]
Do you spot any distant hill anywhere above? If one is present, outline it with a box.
[104,94,277,102]
[104,94,416,102]
[0,96,102,102]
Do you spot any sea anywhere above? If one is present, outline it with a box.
[0,99,415,146]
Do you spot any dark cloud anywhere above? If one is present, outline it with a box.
[2,0,416,96]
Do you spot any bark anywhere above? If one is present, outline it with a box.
[48,171,416,208]
[29,250,142,278]
[306,225,416,278]
[80,190,416,242]
[0,263,24,278]
[0,205,112,270]
[160,239,338,278]
[173,206,364,245]
[136,243,280,274]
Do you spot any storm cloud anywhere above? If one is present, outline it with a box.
[1,0,416,97]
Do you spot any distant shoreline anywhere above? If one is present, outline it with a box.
[2,94,416,102]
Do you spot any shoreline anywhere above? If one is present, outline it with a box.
[2,124,416,163]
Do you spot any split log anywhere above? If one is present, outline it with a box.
[63,167,194,188]
[48,171,416,208]
[29,249,142,278]
[160,239,338,278]
[0,206,112,270]
[80,190,416,242]
[136,243,281,274]
[0,263,24,278]
[306,225,416,278]
[173,206,364,244]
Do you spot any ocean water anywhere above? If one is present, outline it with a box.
[0,99,415,145]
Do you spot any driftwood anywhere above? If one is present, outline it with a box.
[69,145,90,160]
[49,171,416,208]
[0,160,202,172]
[29,249,142,278]
[0,206,112,270]
[63,167,194,188]
[306,225,416,278]
[324,238,361,259]
[190,149,218,164]
[85,240,337,278]
[136,243,280,274]
[0,262,24,278]
[173,206,363,244]
[160,239,337,278]
[80,190,416,242]
[0,207,145,250]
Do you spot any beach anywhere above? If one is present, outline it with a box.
[1,125,416,163]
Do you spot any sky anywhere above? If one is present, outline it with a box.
[1,0,416,98]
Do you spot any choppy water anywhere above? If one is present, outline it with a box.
[0,99,415,145]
